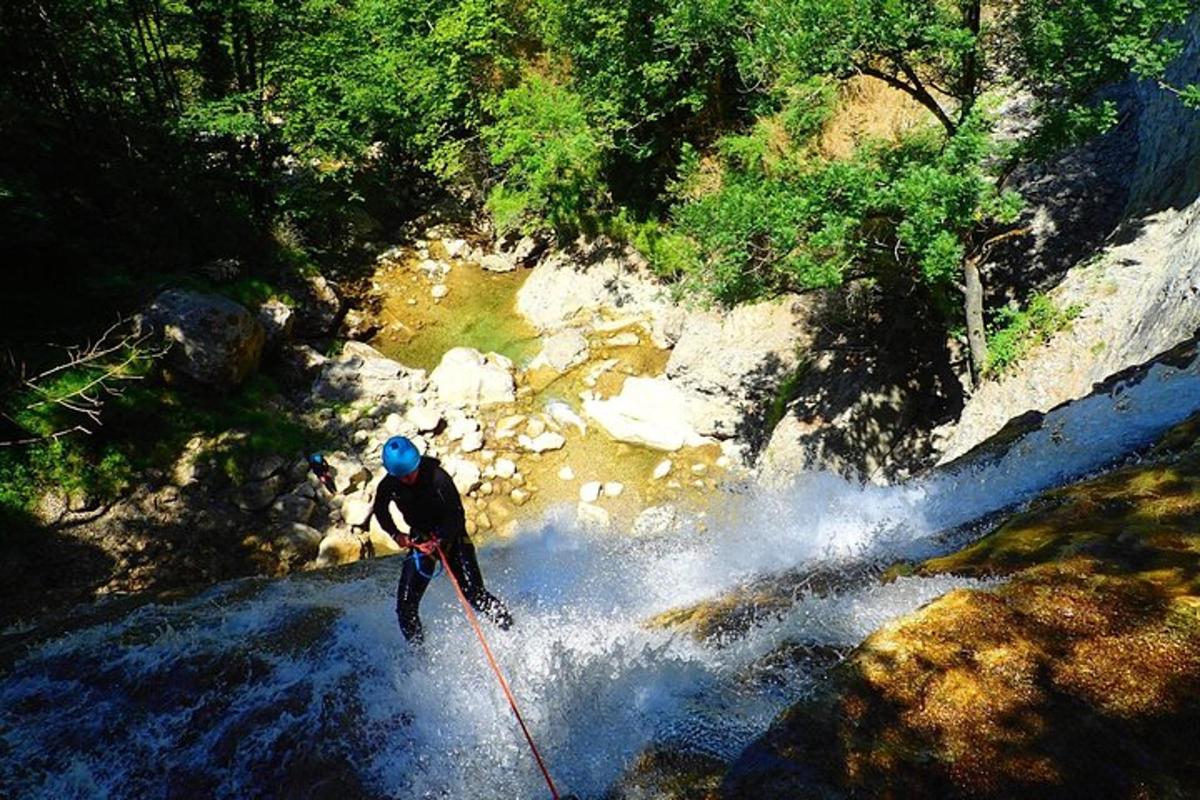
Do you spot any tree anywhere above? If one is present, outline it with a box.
[725,0,1200,381]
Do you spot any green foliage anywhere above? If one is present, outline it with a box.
[984,294,1083,376]
[484,75,613,236]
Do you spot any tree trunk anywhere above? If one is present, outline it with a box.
[964,257,988,385]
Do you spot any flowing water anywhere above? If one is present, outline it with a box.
[2,349,1198,799]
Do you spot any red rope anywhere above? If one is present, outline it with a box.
[434,543,562,800]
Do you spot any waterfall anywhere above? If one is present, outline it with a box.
[2,347,1197,800]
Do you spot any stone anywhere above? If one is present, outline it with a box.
[444,238,469,259]
[460,430,484,453]
[558,465,576,481]
[515,240,679,344]
[315,530,364,568]
[249,454,287,482]
[546,400,587,434]
[510,488,531,506]
[584,378,708,451]
[140,289,265,386]
[605,332,640,347]
[576,502,611,530]
[476,511,492,530]
[632,505,679,536]
[526,418,547,438]
[530,329,589,372]
[384,413,405,435]
[270,493,316,525]
[273,523,323,561]
[257,299,294,352]
[446,417,480,442]
[509,235,547,266]
[341,493,374,528]
[604,481,624,497]
[407,405,442,433]
[312,341,427,406]
[431,284,449,300]
[294,273,341,336]
[666,294,814,439]
[430,347,516,407]
[447,458,482,494]
[339,308,378,341]
[480,253,516,273]
[691,463,708,475]
[321,452,372,495]
[234,475,284,512]
[580,482,602,503]
[522,432,566,453]
[652,459,673,480]
[494,458,517,479]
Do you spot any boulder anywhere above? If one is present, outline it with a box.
[234,475,284,512]
[481,253,517,273]
[141,289,266,387]
[632,505,679,536]
[407,405,443,433]
[576,502,611,530]
[313,341,427,405]
[583,378,709,451]
[580,482,602,503]
[430,347,516,407]
[445,458,482,494]
[270,493,316,525]
[257,299,294,352]
[323,452,372,495]
[519,432,566,453]
[530,329,589,372]
[294,273,341,336]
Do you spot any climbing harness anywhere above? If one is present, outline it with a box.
[410,548,442,579]
[433,541,567,800]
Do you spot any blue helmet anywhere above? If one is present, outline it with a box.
[382,436,421,477]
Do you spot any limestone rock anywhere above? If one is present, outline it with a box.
[140,289,266,387]
[407,405,443,433]
[558,465,576,481]
[584,378,708,451]
[494,458,517,479]
[546,400,587,434]
[576,502,611,530]
[481,253,517,272]
[632,505,679,536]
[652,459,672,480]
[530,329,589,372]
[257,299,294,352]
[604,481,624,497]
[313,341,426,406]
[323,452,372,495]
[430,347,516,407]
[249,455,286,482]
[580,482,602,503]
[270,493,316,525]
[234,475,284,512]
[460,430,484,453]
[520,432,566,453]
[446,458,482,494]
[431,284,449,300]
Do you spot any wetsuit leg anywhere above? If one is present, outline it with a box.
[447,539,512,630]
[396,552,433,643]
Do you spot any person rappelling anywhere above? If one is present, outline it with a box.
[371,435,513,644]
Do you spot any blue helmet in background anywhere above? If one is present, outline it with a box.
[382,436,421,477]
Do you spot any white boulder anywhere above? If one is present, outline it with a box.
[430,347,516,407]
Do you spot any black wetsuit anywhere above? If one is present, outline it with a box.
[372,456,512,642]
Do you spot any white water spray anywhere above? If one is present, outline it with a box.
[2,349,1198,799]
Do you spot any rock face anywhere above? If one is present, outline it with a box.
[430,347,516,407]
[934,18,1200,465]
[667,295,814,442]
[516,238,685,347]
[141,290,265,386]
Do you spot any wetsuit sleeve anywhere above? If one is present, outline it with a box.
[430,467,468,546]
[372,476,406,543]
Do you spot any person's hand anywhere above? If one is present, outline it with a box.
[413,537,439,556]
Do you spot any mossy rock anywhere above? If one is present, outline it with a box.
[719,414,1200,798]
